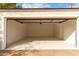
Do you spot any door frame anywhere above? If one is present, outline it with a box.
[1,17,7,50]
[1,16,78,50]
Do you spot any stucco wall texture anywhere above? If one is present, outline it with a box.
[0,9,78,50]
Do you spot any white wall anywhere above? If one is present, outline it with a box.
[7,21,61,46]
[54,23,64,40]
[0,9,78,50]
[63,20,76,45]
[7,20,27,46]
[26,23,55,37]
[7,20,56,46]
[77,18,79,48]
[54,20,76,44]
[7,19,76,47]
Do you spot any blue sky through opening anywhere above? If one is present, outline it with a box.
[16,3,79,8]
[46,3,71,8]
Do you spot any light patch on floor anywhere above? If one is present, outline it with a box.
[6,37,75,50]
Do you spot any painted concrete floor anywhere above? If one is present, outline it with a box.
[6,37,75,50]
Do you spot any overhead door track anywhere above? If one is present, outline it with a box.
[7,17,76,24]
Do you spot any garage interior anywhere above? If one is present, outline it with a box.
[5,17,76,50]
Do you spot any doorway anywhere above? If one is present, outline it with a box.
[3,17,77,50]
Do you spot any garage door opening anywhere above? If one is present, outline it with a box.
[5,17,76,50]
